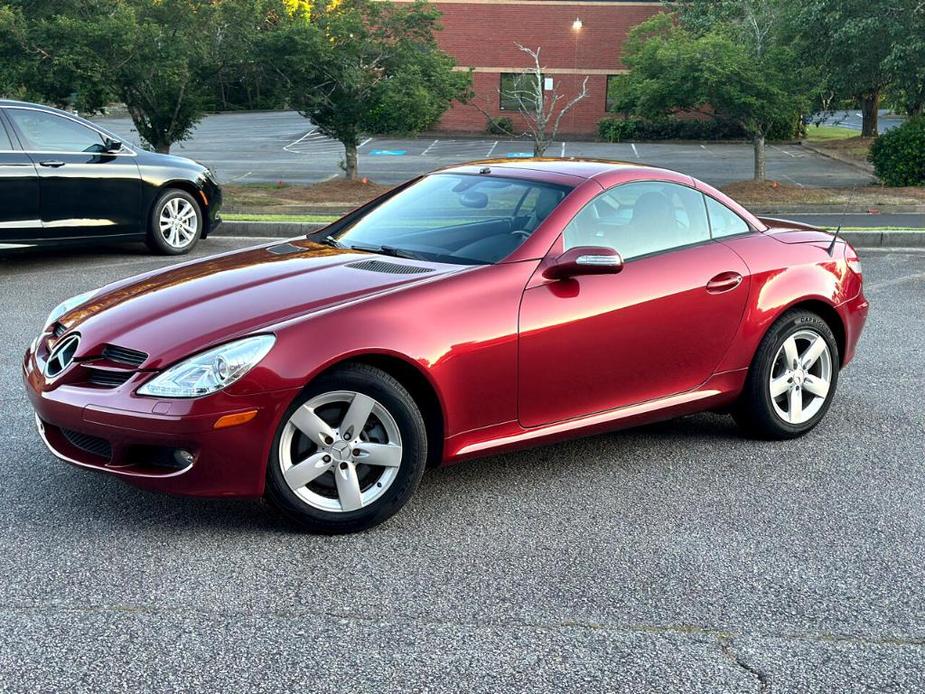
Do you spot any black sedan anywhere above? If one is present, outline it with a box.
[0,100,222,255]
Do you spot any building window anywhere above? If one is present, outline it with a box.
[500,72,545,111]
[606,75,625,112]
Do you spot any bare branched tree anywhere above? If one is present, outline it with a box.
[474,43,589,156]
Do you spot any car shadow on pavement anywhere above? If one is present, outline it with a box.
[37,412,744,534]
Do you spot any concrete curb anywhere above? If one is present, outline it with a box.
[799,141,876,176]
[219,221,925,248]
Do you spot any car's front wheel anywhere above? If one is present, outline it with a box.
[265,365,428,533]
[146,188,203,255]
[734,309,840,439]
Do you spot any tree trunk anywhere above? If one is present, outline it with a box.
[753,134,766,182]
[533,139,547,157]
[344,142,358,180]
[860,91,880,137]
[155,142,170,154]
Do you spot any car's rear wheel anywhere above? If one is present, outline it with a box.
[733,309,840,439]
[265,365,428,533]
[145,188,202,255]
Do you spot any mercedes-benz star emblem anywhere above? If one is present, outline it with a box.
[45,334,80,378]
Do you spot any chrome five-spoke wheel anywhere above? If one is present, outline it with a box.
[734,309,840,440]
[769,329,832,425]
[278,390,403,513]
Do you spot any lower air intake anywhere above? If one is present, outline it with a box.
[61,428,112,460]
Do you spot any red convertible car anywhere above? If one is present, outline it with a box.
[23,159,868,533]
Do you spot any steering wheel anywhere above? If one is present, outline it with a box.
[511,229,532,241]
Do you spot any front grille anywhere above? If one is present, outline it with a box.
[61,428,112,460]
[102,344,147,367]
[347,260,433,275]
[85,368,133,387]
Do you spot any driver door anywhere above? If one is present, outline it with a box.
[518,181,750,428]
[6,107,141,241]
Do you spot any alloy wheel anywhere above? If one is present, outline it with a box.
[278,390,403,512]
[158,197,199,249]
[769,329,833,425]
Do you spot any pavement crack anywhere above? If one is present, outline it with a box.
[719,636,770,693]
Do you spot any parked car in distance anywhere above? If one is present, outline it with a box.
[0,100,221,254]
[23,159,868,533]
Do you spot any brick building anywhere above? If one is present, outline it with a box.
[412,0,664,136]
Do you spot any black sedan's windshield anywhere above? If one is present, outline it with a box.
[328,173,571,265]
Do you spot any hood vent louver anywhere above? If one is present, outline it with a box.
[347,260,433,275]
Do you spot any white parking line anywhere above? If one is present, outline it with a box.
[229,171,253,182]
[283,129,316,153]
[771,145,801,159]
[561,142,566,157]
[781,174,805,188]
[486,141,498,157]
[699,144,717,157]
[631,143,640,159]
[358,137,373,149]
[421,139,439,156]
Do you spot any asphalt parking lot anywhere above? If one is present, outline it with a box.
[1,238,923,692]
[92,110,874,188]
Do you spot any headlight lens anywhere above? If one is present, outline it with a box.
[137,335,275,398]
[45,289,99,330]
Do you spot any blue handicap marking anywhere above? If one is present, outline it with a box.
[506,152,534,158]
[370,149,407,156]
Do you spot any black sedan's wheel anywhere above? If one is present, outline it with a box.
[265,365,428,534]
[734,309,840,439]
[146,189,203,255]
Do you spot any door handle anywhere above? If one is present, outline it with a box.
[706,271,743,293]
[38,160,65,168]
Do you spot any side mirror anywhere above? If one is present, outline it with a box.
[103,138,123,153]
[543,246,624,280]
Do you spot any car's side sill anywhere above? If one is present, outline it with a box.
[444,369,747,463]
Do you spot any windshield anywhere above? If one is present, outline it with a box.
[327,173,572,265]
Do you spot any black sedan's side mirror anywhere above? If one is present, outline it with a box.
[543,246,624,280]
[103,138,123,153]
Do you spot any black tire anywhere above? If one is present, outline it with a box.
[145,188,203,255]
[265,364,428,534]
[733,309,840,440]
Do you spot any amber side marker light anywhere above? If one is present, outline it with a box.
[214,410,259,429]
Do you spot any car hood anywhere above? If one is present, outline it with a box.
[59,240,464,368]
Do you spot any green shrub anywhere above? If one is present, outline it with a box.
[486,116,514,136]
[869,117,925,186]
[598,117,799,142]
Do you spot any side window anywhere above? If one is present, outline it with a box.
[7,109,106,153]
[705,196,750,238]
[563,181,710,260]
[0,117,12,150]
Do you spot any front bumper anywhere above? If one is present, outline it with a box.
[23,345,298,497]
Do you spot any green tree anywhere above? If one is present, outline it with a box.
[268,0,469,179]
[784,0,914,137]
[615,13,806,180]
[884,1,925,117]
[0,0,284,152]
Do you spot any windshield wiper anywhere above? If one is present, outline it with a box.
[319,235,344,249]
[347,242,428,261]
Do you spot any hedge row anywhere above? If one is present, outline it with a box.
[869,117,925,187]
[598,117,797,143]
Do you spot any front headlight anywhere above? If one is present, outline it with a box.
[45,289,99,330]
[137,335,275,398]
